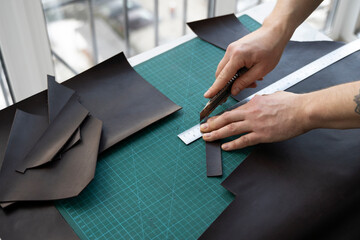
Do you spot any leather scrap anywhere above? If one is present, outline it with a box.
[48,75,82,152]
[47,75,75,123]
[62,128,81,153]
[206,141,222,177]
[0,202,79,240]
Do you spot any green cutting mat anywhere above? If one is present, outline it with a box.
[56,15,261,239]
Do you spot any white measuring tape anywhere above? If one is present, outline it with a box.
[178,39,360,145]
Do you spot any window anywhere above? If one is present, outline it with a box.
[0,48,12,110]
[41,0,355,83]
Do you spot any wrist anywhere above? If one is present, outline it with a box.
[262,11,296,43]
[296,93,318,132]
[262,16,295,43]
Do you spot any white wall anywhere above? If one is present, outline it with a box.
[0,0,54,102]
[215,0,237,16]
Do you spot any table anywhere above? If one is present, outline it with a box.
[57,4,331,240]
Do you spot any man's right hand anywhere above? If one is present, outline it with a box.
[204,24,290,98]
[204,0,324,99]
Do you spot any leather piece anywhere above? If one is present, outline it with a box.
[206,141,222,177]
[0,202,79,240]
[187,14,250,50]
[48,76,81,152]
[62,52,182,150]
[47,75,75,123]
[0,111,48,208]
[16,95,89,173]
[200,129,360,240]
[233,41,344,101]
[62,128,81,153]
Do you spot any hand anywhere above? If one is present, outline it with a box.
[204,25,290,98]
[200,91,311,150]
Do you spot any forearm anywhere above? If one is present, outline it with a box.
[302,81,360,130]
[262,0,324,42]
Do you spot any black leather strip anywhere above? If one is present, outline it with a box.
[206,141,223,177]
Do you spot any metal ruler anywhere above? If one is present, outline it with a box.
[178,39,360,145]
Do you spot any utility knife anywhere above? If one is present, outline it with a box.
[200,67,248,121]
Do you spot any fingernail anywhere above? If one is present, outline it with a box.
[234,87,240,94]
[222,144,229,150]
[204,90,210,97]
[203,132,211,138]
[200,123,208,130]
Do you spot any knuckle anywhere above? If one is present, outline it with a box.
[211,130,219,139]
[218,69,227,81]
[226,123,238,133]
[232,47,242,56]
[207,116,218,128]
[227,42,236,52]
[221,112,232,122]
[240,135,251,146]
[206,117,215,126]
[250,94,262,104]
[233,43,251,57]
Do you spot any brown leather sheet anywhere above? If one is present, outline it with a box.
[0,202,79,240]
[188,14,360,239]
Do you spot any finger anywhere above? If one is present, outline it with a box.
[221,132,260,151]
[248,82,257,88]
[200,110,245,132]
[231,64,264,95]
[202,121,250,141]
[205,60,241,98]
[215,52,230,78]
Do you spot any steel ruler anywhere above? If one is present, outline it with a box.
[178,39,360,145]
